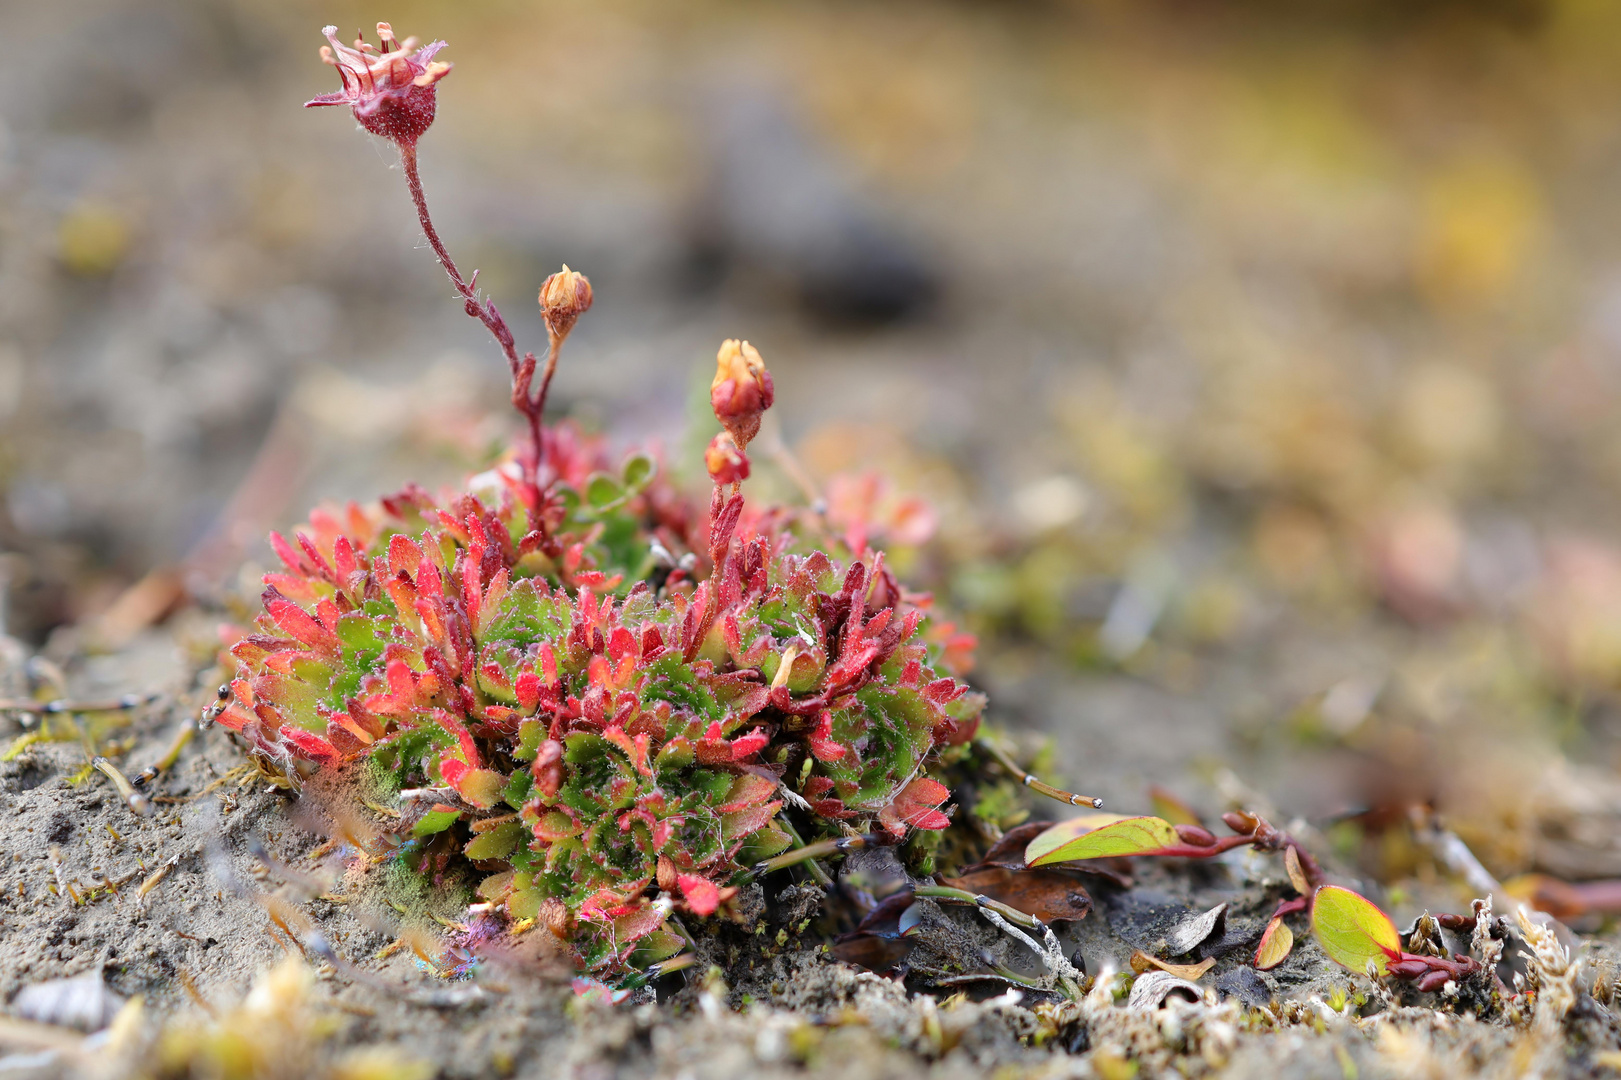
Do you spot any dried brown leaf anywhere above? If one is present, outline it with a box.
[1128,970,1204,1009]
[1284,845,1309,895]
[977,822,1054,869]
[939,867,1092,924]
[854,890,919,936]
[1129,950,1216,981]
[830,934,912,972]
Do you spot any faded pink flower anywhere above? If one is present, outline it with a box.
[305,23,451,147]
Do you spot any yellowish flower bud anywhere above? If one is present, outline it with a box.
[539,264,593,340]
[710,339,774,449]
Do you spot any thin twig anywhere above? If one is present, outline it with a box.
[0,692,159,718]
[92,757,151,818]
[975,737,1103,809]
[132,716,197,788]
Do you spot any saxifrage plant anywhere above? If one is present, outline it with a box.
[214,21,984,973]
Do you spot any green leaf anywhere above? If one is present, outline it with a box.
[553,484,581,517]
[514,719,544,763]
[412,808,462,838]
[334,613,384,653]
[585,473,623,510]
[628,930,685,966]
[1311,885,1400,976]
[465,821,525,861]
[621,453,656,492]
[1025,814,1179,866]
[502,768,534,810]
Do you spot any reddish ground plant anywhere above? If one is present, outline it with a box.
[212,21,986,973]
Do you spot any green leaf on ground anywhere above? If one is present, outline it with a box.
[1311,885,1400,976]
[1026,815,1181,866]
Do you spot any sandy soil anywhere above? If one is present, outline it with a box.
[3,631,1621,1080]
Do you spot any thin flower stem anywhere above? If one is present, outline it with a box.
[0,692,159,718]
[398,142,548,489]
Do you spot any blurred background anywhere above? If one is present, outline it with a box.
[9,0,1621,904]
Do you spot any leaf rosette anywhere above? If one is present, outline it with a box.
[218,427,982,971]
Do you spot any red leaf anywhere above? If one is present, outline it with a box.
[265,595,340,657]
[280,726,339,764]
[269,531,305,574]
[677,874,721,917]
[728,728,770,760]
[387,533,422,576]
[718,773,777,813]
[515,671,541,712]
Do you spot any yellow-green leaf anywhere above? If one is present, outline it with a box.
[1019,811,1129,864]
[457,768,509,809]
[411,807,462,838]
[464,821,524,861]
[1026,815,1181,867]
[1311,885,1400,976]
[1255,915,1294,970]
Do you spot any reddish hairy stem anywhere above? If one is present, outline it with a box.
[686,487,743,662]
[399,143,551,492]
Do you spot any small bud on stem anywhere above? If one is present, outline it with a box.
[704,432,750,486]
[540,266,593,343]
[710,339,775,453]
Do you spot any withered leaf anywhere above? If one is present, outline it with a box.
[1284,845,1309,896]
[831,933,913,972]
[853,890,917,936]
[1164,903,1227,956]
[977,822,1055,869]
[1254,916,1294,970]
[939,867,1092,924]
[1130,950,1216,981]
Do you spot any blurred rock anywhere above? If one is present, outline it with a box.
[692,86,938,324]
[11,972,123,1033]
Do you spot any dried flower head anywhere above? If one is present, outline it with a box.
[540,265,594,341]
[704,432,750,486]
[710,339,775,450]
[306,23,451,147]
